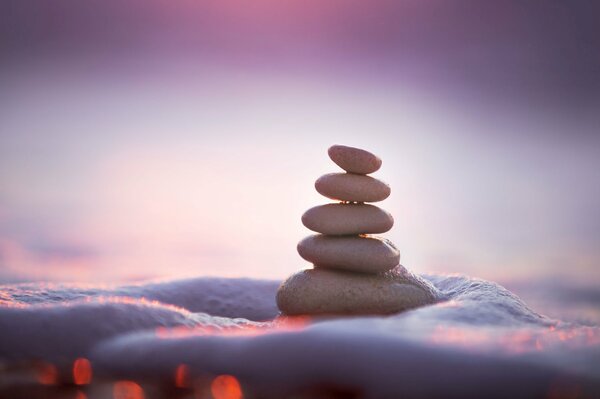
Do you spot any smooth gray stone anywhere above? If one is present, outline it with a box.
[315,173,391,203]
[297,234,399,273]
[276,266,438,316]
[328,144,382,175]
[301,203,393,235]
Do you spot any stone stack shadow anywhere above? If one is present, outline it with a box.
[277,145,437,316]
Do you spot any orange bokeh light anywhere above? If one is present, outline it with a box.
[113,381,145,399]
[73,357,93,385]
[175,364,191,388]
[210,375,243,399]
[36,362,59,385]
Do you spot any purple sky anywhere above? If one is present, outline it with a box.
[1,1,599,286]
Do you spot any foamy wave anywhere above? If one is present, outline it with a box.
[1,274,599,397]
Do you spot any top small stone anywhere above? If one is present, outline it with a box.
[328,145,382,175]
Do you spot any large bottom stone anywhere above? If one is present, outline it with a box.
[276,266,438,316]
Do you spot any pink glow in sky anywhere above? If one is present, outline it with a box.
[0,1,599,288]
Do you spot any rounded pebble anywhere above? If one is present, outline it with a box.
[297,234,399,273]
[315,173,390,203]
[301,203,393,235]
[328,145,382,175]
[276,266,438,316]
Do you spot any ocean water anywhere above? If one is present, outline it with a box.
[1,272,599,398]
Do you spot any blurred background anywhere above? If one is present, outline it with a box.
[1,1,599,321]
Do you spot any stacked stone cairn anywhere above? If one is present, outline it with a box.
[277,145,437,316]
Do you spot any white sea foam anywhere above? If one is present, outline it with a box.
[1,274,599,397]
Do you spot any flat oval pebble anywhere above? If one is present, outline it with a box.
[328,144,382,175]
[315,173,390,203]
[297,234,399,273]
[276,266,438,316]
[302,203,393,235]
